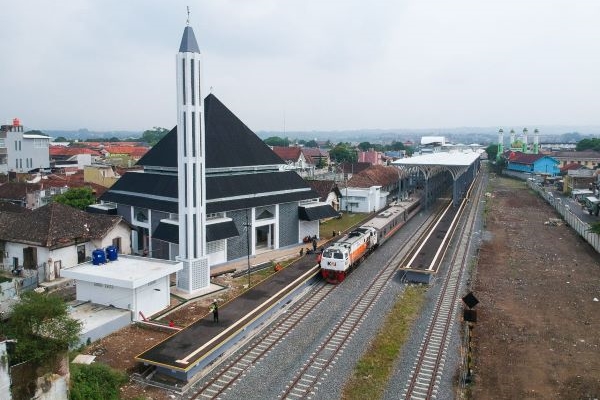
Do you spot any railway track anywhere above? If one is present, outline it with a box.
[188,281,334,399]
[187,195,452,399]
[402,173,484,399]
[279,202,449,399]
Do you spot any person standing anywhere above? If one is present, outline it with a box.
[211,301,219,323]
[312,237,317,252]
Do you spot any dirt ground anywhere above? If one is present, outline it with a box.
[470,176,600,399]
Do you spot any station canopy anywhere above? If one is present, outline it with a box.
[392,151,481,180]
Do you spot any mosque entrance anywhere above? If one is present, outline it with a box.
[255,224,274,253]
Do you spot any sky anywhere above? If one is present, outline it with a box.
[1,0,599,133]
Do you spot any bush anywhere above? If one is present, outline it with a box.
[69,363,127,400]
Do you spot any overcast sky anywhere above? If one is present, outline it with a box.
[1,0,599,133]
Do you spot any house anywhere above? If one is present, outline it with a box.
[550,150,600,169]
[0,119,51,174]
[358,149,383,165]
[505,151,560,176]
[340,165,402,212]
[306,180,342,211]
[83,164,120,188]
[271,146,309,171]
[301,147,330,169]
[0,182,69,209]
[0,202,131,282]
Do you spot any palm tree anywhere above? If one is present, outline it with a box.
[588,222,600,234]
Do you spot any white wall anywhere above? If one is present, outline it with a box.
[0,342,11,399]
[75,280,133,310]
[133,277,170,321]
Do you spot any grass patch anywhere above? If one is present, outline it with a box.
[320,212,369,239]
[342,284,427,400]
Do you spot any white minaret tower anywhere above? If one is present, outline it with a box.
[533,128,540,154]
[522,127,528,153]
[175,15,210,293]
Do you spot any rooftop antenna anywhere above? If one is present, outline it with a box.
[186,6,190,26]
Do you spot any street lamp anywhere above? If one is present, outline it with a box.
[245,209,251,287]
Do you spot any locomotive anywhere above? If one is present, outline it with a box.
[320,200,421,283]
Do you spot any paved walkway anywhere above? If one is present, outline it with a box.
[210,236,333,276]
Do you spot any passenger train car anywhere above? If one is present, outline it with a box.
[320,200,421,283]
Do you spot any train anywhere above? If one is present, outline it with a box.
[320,199,421,284]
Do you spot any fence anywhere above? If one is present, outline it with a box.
[526,180,600,253]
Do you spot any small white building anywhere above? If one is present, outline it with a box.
[340,186,387,213]
[62,255,182,322]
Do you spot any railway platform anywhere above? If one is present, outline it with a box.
[135,246,325,385]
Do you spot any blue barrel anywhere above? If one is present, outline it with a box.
[106,245,118,261]
[92,249,106,265]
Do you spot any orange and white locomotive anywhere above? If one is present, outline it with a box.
[319,200,421,284]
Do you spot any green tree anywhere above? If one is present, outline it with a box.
[70,363,127,400]
[1,291,82,365]
[329,143,357,163]
[486,144,499,161]
[53,187,95,210]
[388,141,406,151]
[53,136,70,142]
[358,141,372,151]
[305,139,319,148]
[576,138,600,151]
[141,126,169,146]
[263,136,290,147]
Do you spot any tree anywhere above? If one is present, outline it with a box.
[576,138,600,152]
[388,141,406,151]
[358,141,372,151]
[53,136,70,142]
[329,143,357,163]
[263,136,290,147]
[141,127,169,146]
[1,291,82,365]
[485,144,499,161]
[53,187,95,210]
[305,140,318,148]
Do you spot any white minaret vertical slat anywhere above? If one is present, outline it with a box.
[175,25,209,293]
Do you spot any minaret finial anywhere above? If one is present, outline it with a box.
[186,6,190,26]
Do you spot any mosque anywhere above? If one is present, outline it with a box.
[92,22,337,294]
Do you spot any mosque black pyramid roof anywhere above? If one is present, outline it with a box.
[100,94,317,214]
[137,94,284,169]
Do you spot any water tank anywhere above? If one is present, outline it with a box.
[106,245,118,261]
[12,117,20,127]
[92,249,106,265]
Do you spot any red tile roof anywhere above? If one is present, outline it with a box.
[0,202,123,248]
[306,180,340,201]
[271,146,302,162]
[49,146,102,157]
[506,151,545,164]
[347,165,400,188]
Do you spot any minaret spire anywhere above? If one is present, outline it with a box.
[175,20,210,293]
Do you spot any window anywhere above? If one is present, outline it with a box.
[112,237,121,252]
[191,112,196,156]
[191,59,195,105]
[14,141,17,151]
[77,245,86,263]
[182,59,186,105]
[134,208,148,223]
[19,141,21,151]
[183,111,187,156]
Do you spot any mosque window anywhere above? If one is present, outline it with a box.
[191,59,195,106]
[182,59,186,105]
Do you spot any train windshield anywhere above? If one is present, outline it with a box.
[323,249,344,259]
